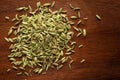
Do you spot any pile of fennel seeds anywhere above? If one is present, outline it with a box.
[5,1,87,76]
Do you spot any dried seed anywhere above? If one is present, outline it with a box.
[19,67,25,71]
[52,11,58,14]
[12,66,18,70]
[74,7,80,11]
[38,69,43,74]
[24,72,29,76]
[59,8,63,13]
[77,32,82,37]
[68,56,72,60]
[14,21,21,26]
[71,41,76,45]
[17,72,22,76]
[69,60,74,70]
[9,58,16,61]
[11,18,16,22]
[7,69,11,72]
[5,16,10,20]
[78,11,81,18]
[83,17,88,20]
[28,5,32,12]
[77,20,82,25]
[83,29,87,36]
[9,44,14,49]
[57,65,63,70]
[71,16,77,19]
[51,1,55,7]
[43,3,51,7]
[62,57,68,63]
[78,44,83,48]
[73,26,79,31]
[96,14,101,20]
[16,7,28,11]
[61,10,67,14]
[34,68,39,73]
[53,63,58,66]
[80,59,85,63]
[42,72,46,75]
[69,4,74,9]
[4,37,9,42]
[8,28,13,36]
[69,21,74,25]
[37,1,41,8]
[65,52,72,55]
[48,9,52,13]
[15,14,19,20]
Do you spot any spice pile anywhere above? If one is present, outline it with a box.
[5,1,88,76]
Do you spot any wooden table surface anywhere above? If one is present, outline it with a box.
[0,0,120,80]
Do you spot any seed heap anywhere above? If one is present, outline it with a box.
[5,1,87,76]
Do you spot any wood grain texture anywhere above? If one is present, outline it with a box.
[0,0,120,80]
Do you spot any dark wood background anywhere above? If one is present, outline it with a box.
[0,0,120,80]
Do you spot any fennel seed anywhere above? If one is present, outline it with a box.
[96,14,101,20]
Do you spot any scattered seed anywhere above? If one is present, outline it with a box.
[78,44,83,48]
[61,10,67,14]
[38,69,43,74]
[19,67,25,71]
[5,16,10,20]
[77,32,82,37]
[42,72,46,75]
[16,7,28,11]
[11,18,16,22]
[77,20,82,25]
[74,7,80,11]
[73,26,79,31]
[37,1,41,8]
[15,14,19,20]
[71,16,77,19]
[69,60,74,70]
[71,41,76,45]
[43,3,51,7]
[4,37,9,42]
[17,72,22,76]
[51,1,55,7]
[96,14,101,20]
[80,59,85,63]
[57,65,63,70]
[12,66,18,70]
[83,29,87,36]
[65,52,72,55]
[78,11,81,18]
[28,5,32,12]
[69,4,74,9]
[83,17,88,20]
[69,21,74,25]
[8,28,13,36]
[24,72,29,76]
[7,69,11,72]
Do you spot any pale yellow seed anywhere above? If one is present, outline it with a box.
[96,14,101,20]
[77,20,82,25]
[5,16,10,20]
[80,59,85,63]
[51,1,55,7]
[7,69,11,72]
[78,44,83,48]
[83,29,87,36]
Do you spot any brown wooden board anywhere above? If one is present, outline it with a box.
[0,0,120,80]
